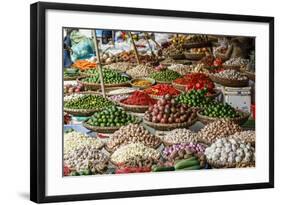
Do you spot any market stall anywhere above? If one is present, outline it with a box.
[63,29,255,176]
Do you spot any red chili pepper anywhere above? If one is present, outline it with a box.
[115,167,151,174]
[144,84,180,96]
[64,165,71,176]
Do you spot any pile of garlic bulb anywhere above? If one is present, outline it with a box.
[204,138,255,164]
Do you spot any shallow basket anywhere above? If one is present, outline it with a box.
[184,52,206,60]
[118,100,150,113]
[143,117,197,131]
[242,70,255,81]
[207,159,255,168]
[209,74,249,87]
[222,64,242,71]
[82,118,142,134]
[183,41,210,49]
[148,93,180,100]
[168,53,186,60]
[64,107,101,117]
[130,78,156,89]
[77,77,131,91]
[105,141,162,154]
[197,110,250,126]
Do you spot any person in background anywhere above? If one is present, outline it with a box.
[101,30,113,44]
[217,37,254,60]
[63,28,77,67]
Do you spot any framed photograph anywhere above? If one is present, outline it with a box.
[30,2,274,203]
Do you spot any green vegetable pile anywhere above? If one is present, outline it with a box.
[201,103,239,118]
[149,69,181,82]
[177,89,240,118]
[86,106,138,127]
[176,89,211,108]
[82,69,129,84]
[64,94,114,109]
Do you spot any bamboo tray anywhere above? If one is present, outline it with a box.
[197,110,250,126]
[82,118,142,134]
[77,77,131,90]
[222,64,242,71]
[184,52,206,60]
[143,117,197,131]
[105,141,162,154]
[64,107,100,117]
[183,41,210,49]
[118,100,150,113]
[209,74,249,87]
[207,159,255,168]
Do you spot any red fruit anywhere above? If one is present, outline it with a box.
[195,83,202,89]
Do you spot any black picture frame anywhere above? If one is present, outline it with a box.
[30,2,274,203]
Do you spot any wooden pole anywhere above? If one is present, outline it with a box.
[128,32,140,64]
[144,32,155,57]
[92,30,106,97]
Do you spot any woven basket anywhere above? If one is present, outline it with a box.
[183,42,210,49]
[64,74,84,81]
[207,159,255,168]
[243,70,255,81]
[168,53,186,60]
[222,64,242,71]
[148,93,181,100]
[105,141,162,154]
[184,52,205,60]
[130,78,155,89]
[209,74,249,87]
[197,110,250,125]
[77,77,131,91]
[143,117,197,131]
[155,80,173,84]
[118,100,150,113]
[82,118,142,134]
[64,107,100,117]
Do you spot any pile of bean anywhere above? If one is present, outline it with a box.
[213,69,248,80]
[126,64,155,78]
[86,106,138,127]
[168,64,191,75]
[64,94,114,110]
[160,128,198,144]
[103,62,133,72]
[205,138,255,164]
[189,63,210,74]
[197,119,242,144]
[64,131,104,154]
[228,130,255,144]
[149,69,181,82]
[120,156,158,168]
[64,145,109,175]
[110,143,160,164]
[162,45,185,57]
[81,69,129,84]
[107,124,161,150]
[223,57,250,66]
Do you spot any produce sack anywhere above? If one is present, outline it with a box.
[70,31,95,62]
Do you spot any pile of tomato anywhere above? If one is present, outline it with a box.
[174,73,215,93]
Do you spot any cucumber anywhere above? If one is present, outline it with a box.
[182,165,201,170]
[174,156,196,164]
[175,159,200,170]
[152,166,175,172]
